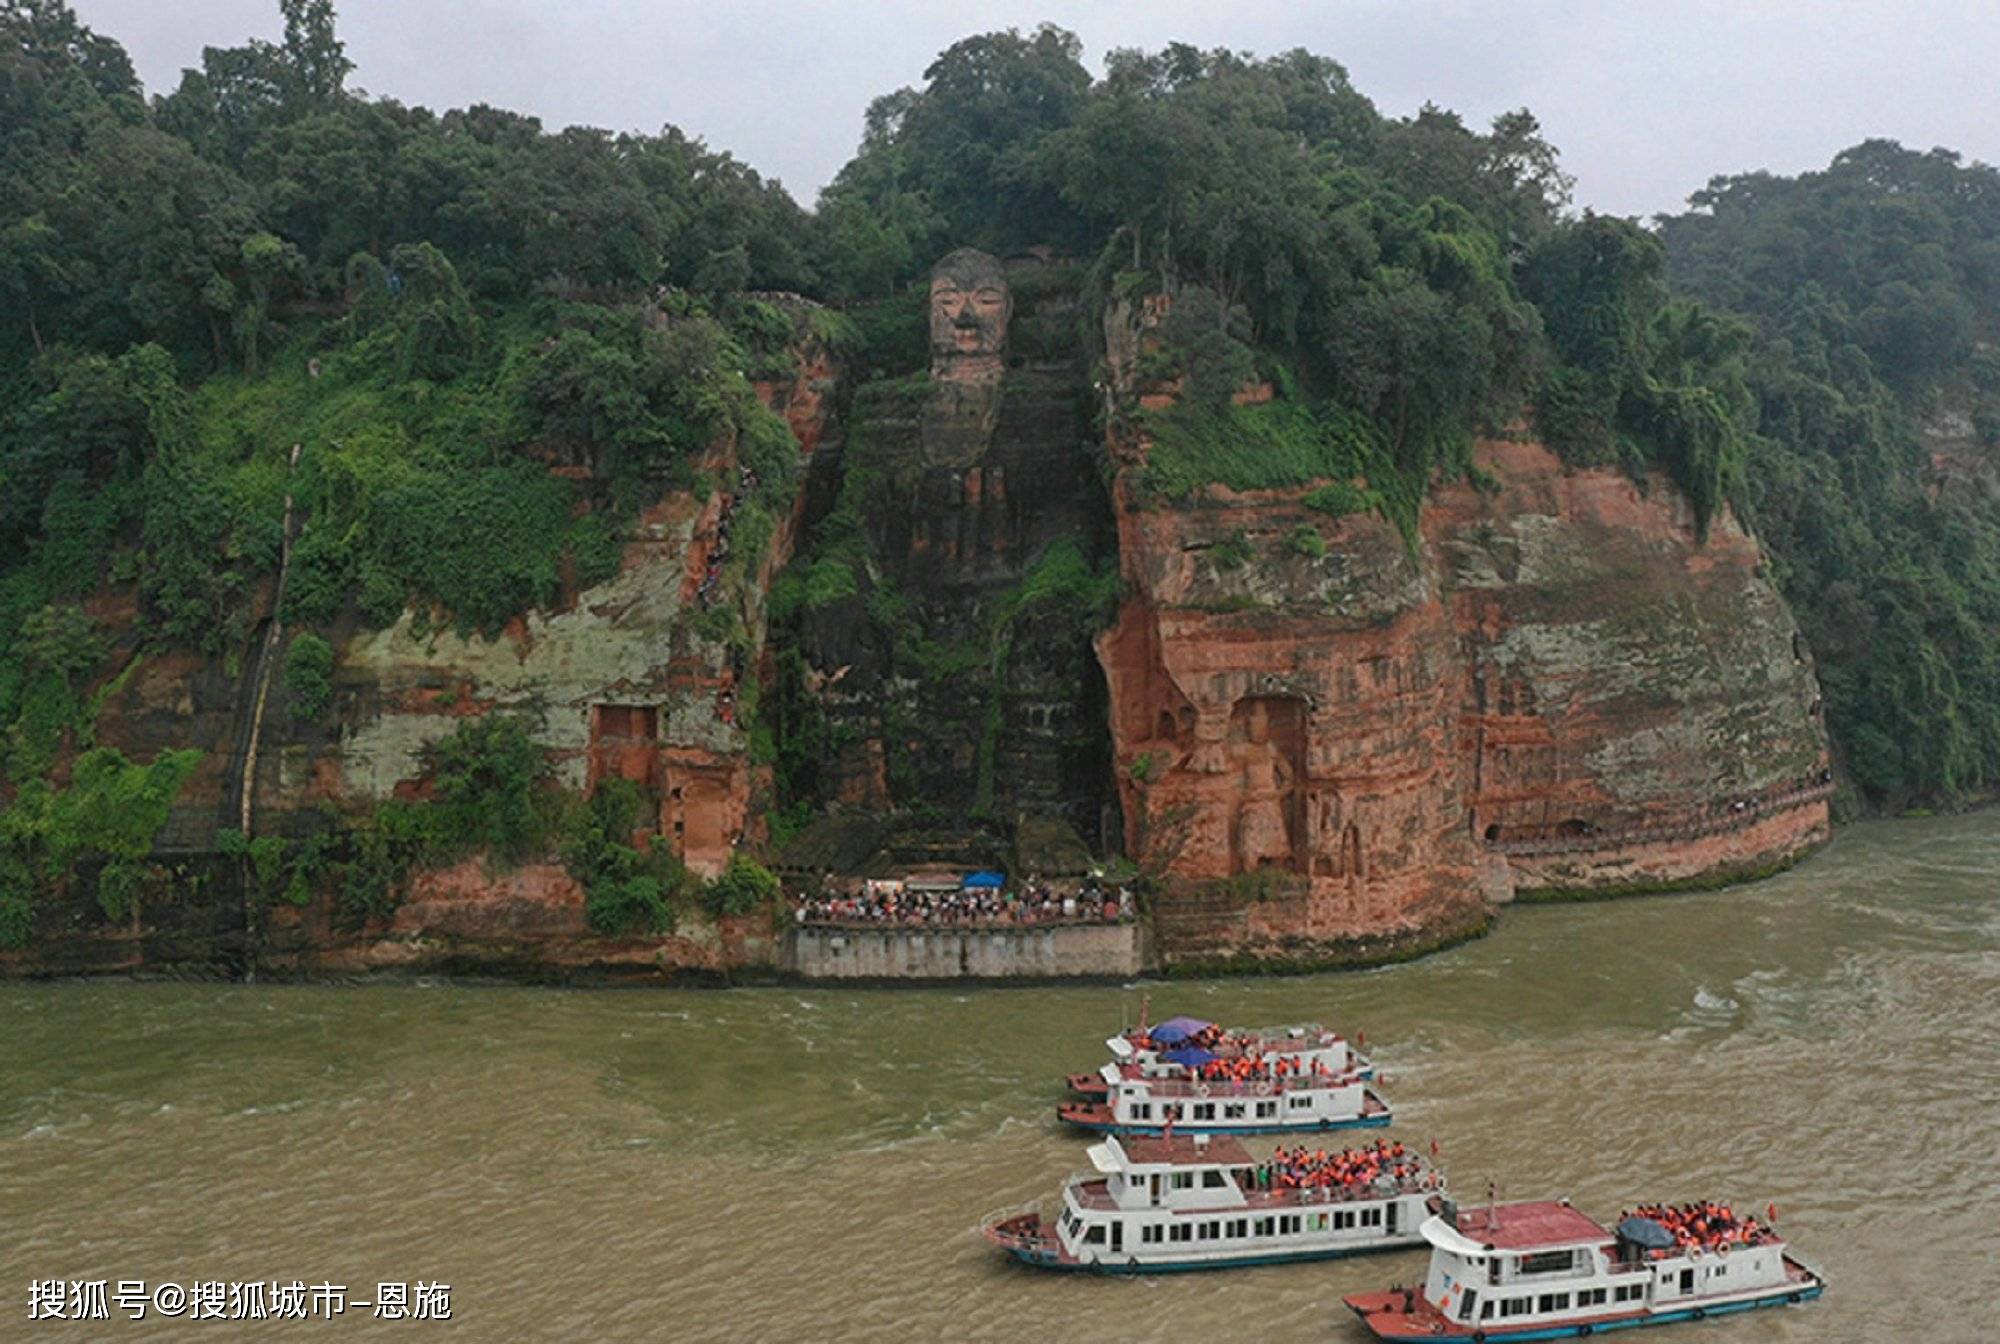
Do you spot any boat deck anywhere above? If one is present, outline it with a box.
[1344,1254,1824,1340]
[1057,1088,1391,1135]
[1069,1173,1433,1213]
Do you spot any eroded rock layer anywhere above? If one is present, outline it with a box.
[1103,435,1830,969]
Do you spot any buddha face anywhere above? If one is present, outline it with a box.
[929,248,1010,378]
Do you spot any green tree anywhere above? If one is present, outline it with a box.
[282,631,334,719]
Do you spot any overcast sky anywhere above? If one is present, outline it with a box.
[74,0,2000,220]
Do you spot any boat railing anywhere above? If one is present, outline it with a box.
[1064,1173,1438,1211]
[1127,1071,1363,1099]
[1249,1177,1440,1208]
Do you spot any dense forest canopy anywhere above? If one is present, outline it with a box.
[2,1,1998,823]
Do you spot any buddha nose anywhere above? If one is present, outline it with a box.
[954,296,980,325]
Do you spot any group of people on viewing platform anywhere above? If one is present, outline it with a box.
[1248,1140,1420,1193]
[792,877,1135,928]
[1622,1201,1779,1255]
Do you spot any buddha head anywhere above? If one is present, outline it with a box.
[929,248,1010,381]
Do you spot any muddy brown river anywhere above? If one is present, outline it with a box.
[4,814,1996,1342]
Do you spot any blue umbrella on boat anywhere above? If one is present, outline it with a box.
[1159,1046,1216,1068]
[1617,1217,1676,1250]
[1147,1015,1214,1044]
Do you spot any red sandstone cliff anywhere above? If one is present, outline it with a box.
[1100,438,1830,970]
[1097,304,1829,970]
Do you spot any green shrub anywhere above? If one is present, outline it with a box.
[566,779,685,937]
[0,885,28,950]
[217,827,291,904]
[704,853,780,917]
[95,857,145,921]
[1287,524,1328,559]
[279,529,353,626]
[21,604,103,683]
[1301,480,1376,518]
[1210,531,1252,571]
[283,632,335,720]
[426,714,552,865]
[336,811,421,924]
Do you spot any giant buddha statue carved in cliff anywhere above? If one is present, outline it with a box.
[922,247,1010,468]
[1233,698,1299,873]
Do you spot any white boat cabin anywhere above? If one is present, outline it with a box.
[1414,1200,1800,1331]
[1096,1064,1383,1132]
[1046,1135,1436,1270]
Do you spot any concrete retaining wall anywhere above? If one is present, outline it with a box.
[788,922,1143,980]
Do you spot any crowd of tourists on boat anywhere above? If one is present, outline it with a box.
[1621,1201,1780,1256]
[1192,1051,1344,1086]
[791,879,1135,928]
[1253,1140,1426,1194]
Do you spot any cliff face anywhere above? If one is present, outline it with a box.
[2,299,839,981]
[1101,440,1830,968]
[1098,482,1490,967]
[3,267,1835,982]
[1098,299,1829,967]
[1436,440,1831,894]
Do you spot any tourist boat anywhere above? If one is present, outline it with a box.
[984,1133,1441,1273]
[1057,1061,1390,1136]
[1064,1016,1372,1098]
[1343,1196,1826,1340]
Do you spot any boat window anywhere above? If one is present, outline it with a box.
[1256,1102,1277,1118]
[1202,1170,1226,1188]
[1500,1299,1531,1319]
[1225,1104,1246,1119]
[1281,1215,1300,1234]
[1459,1289,1481,1322]
[1577,1288,1607,1306]
[1614,1283,1644,1303]
[1536,1292,1570,1312]
[1084,1226,1105,1245]
[1170,1172,1193,1190]
[1229,1219,1247,1238]
[1518,1249,1577,1276]
[1170,1224,1192,1243]
[1360,1207,1382,1227]
[1289,1095,1311,1108]
[1142,1226,1162,1244]
[1202,1220,1220,1239]
[1254,1217,1274,1237]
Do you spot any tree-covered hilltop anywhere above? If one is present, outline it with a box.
[1656,144,2000,803]
[2,0,1997,858]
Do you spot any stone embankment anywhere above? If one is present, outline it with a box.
[788,920,1144,980]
